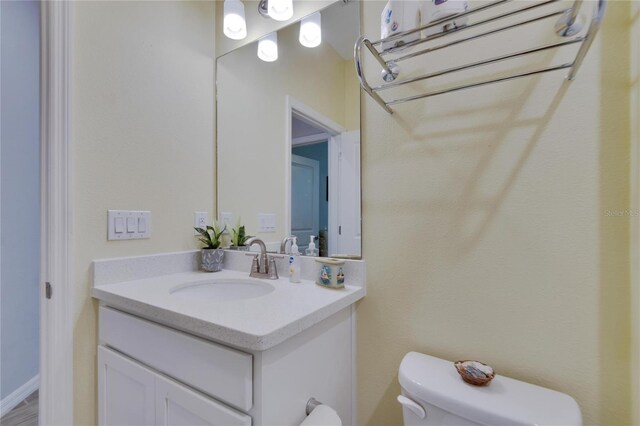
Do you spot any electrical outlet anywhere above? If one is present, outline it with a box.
[194,212,209,235]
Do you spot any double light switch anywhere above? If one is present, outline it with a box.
[108,210,151,240]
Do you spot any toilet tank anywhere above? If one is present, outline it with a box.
[398,352,582,426]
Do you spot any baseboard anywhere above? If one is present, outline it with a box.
[0,375,39,417]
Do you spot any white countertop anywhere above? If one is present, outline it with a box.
[92,251,365,351]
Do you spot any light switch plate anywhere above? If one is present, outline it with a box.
[194,212,209,235]
[108,210,151,240]
[258,213,276,232]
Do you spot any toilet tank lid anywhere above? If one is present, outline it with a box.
[398,352,581,426]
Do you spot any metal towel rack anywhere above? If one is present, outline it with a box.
[354,0,607,114]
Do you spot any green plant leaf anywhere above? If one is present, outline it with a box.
[194,227,208,236]
[230,222,253,246]
[197,237,213,248]
[201,220,226,247]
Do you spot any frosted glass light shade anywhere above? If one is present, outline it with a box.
[268,0,293,21]
[223,0,247,40]
[299,12,321,48]
[257,33,278,62]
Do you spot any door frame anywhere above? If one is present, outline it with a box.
[284,96,344,254]
[39,0,74,424]
[334,130,362,257]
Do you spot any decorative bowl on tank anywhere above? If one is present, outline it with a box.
[454,360,495,386]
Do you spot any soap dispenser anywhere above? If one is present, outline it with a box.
[289,237,301,283]
[305,235,318,257]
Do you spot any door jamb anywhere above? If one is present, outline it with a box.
[39,1,74,424]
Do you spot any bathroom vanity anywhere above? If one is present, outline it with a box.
[94,1,365,424]
[92,250,366,426]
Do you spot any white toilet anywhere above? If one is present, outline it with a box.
[398,352,582,426]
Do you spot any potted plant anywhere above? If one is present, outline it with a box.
[230,220,253,250]
[195,221,226,272]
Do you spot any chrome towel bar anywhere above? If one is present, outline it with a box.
[354,0,607,114]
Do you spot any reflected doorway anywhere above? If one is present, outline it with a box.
[289,106,361,258]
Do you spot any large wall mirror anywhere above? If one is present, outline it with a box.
[217,0,361,257]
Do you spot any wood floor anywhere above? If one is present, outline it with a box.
[0,391,38,426]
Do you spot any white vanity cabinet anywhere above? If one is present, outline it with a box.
[97,305,355,426]
[98,346,251,426]
[98,346,155,426]
[155,372,251,426]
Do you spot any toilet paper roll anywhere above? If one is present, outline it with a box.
[300,405,342,426]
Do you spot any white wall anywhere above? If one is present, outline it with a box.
[0,0,41,402]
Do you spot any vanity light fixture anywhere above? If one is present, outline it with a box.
[299,12,321,48]
[267,0,294,21]
[257,32,278,62]
[223,0,247,40]
[257,0,270,18]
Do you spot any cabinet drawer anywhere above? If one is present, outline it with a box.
[99,306,253,411]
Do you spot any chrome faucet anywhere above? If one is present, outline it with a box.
[245,237,280,279]
[280,235,296,254]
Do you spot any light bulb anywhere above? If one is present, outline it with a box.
[299,12,321,48]
[268,0,293,21]
[257,33,278,62]
[223,0,247,40]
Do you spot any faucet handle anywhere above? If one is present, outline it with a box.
[249,255,260,275]
[267,257,279,280]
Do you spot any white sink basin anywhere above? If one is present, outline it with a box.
[170,278,275,302]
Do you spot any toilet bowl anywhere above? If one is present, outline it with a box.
[398,352,582,426]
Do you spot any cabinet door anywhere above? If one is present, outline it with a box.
[98,346,156,426]
[155,375,251,426]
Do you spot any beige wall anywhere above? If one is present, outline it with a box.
[631,0,640,423]
[68,0,635,424]
[71,2,215,424]
[217,22,357,243]
[344,59,360,133]
[357,1,633,425]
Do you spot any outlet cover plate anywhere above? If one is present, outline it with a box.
[220,212,233,231]
[258,213,276,232]
[194,212,209,235]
